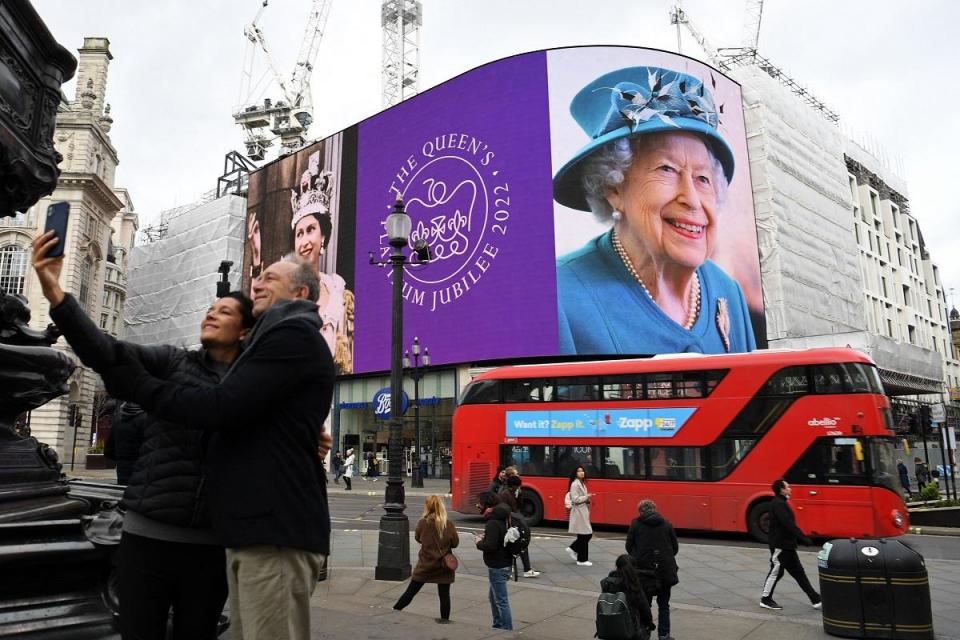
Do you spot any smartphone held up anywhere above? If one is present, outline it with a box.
[42,201,70,258]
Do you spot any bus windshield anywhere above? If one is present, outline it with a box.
[786,436,900,493]
[869,438,900,494]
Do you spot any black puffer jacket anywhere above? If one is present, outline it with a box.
[51,294,221,528]
[600,571,655,636]
[625,511,680,587]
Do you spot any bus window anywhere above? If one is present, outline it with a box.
[501,445,555,477]
[602,375,643,400]
[868,438,899,493]
[555,377,600,401]
[602,446,643,479]
[460,379,500,404]
[811,365,847,394]
[707,438,756,479]
[646,374,675,399]
[785,437,869,486]
[554,445,602,479]
[502,379,549,403]
[648,447,704,481]
[760,366,809,396]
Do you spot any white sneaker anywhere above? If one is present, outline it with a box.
[566,548,577,561]
[577,561,593,567]
[523,569,541,578]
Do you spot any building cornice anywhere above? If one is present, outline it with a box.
[58,172,125,214]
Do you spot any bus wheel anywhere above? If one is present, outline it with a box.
[519,489,543,526]
[747,501,771,543]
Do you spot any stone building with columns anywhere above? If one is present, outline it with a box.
[0,37,133,468]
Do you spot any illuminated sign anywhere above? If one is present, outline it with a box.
[505,408,696,439]
[245,47,764,374]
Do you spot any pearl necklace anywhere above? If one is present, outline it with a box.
[611,229,701,330]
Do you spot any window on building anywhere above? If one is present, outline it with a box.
[78,257,93,310]
[908,325,916,344]
[887,318,893,337]
[100,313,108,329]
[870,192,880,218]
[881,276,888,298]
[0,245,28,294]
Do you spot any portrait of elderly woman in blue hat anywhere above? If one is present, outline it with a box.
[554,65,756,355]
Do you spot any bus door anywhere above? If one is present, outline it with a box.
[785,437,875,537]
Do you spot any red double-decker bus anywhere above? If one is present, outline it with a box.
[452,348,908,541]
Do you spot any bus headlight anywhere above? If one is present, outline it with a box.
[892,510,905,528]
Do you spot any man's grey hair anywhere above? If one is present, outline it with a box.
[280,253,320,302]
[580,134,728,223]
[638,499,657,515]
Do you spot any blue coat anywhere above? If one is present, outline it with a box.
[557,231,756,355]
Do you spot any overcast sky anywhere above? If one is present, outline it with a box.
[34,0,960,306]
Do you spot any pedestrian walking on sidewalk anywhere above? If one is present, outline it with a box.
[365,451,379,481]
[499,475,539,577]
[332,451,343,484]
[599,554,656,640]
[897,459,912,498]
[393,495,459,623]
[626,500,679,640]
[915,458,930,490]
[759,479,822,611]
[566,466,594,566]
[342,449,355,491]
[475,491,514,630]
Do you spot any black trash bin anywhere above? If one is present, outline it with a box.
[817,538,933,639]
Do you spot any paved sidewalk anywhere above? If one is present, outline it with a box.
[233,528,958,640]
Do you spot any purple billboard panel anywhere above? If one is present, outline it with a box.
[354,52,557,373]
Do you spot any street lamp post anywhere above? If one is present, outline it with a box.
[404,337,430,489]
[374,196,413,581]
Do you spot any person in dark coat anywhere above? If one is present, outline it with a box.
[104,401,146,485]
[393,495,460,622]
[625,499,679,640]
[101,257,335,640]
[488,467,508,494]
[915,458,930,489]
[897,459,912,498]
[475,492,514,630]
[600,554,656,640]
[499,475,539,577]
[759,479,821,611]
[331,451,343,484]
[33,229,255,640]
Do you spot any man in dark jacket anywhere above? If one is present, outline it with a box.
[475,492,514,630]
[760,479,821,611]
[499,475,539,577]
[33,230,254,639]
[626,500,679,640]
[102,257,334,640]
[104,401,145,485]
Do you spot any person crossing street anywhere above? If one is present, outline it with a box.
[759,479,822,611]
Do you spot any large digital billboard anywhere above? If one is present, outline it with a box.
[244,46,765,375]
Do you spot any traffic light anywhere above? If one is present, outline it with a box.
[919,405,932,434]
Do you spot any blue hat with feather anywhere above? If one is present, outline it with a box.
[553,66,735,211]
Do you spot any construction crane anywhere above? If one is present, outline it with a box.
[669,3,723,68]
[741,0,764,60]
[381,0,422,107]
[234,0,333,160]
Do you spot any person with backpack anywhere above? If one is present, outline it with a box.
[597,554,656,640]
[393,495,459,623]
[626,500,679,640]
[566,466,595,566]
[498,475,539,577]
[759,479,821,611]
[474,491,514,630]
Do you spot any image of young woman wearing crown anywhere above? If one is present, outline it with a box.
[290,153,355,374]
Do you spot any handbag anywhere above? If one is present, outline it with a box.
[438,533,458,571]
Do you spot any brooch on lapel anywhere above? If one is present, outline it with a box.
[716,297,731,352]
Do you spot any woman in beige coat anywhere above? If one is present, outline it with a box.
[566,466,595,566]
[393,495,460,622]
